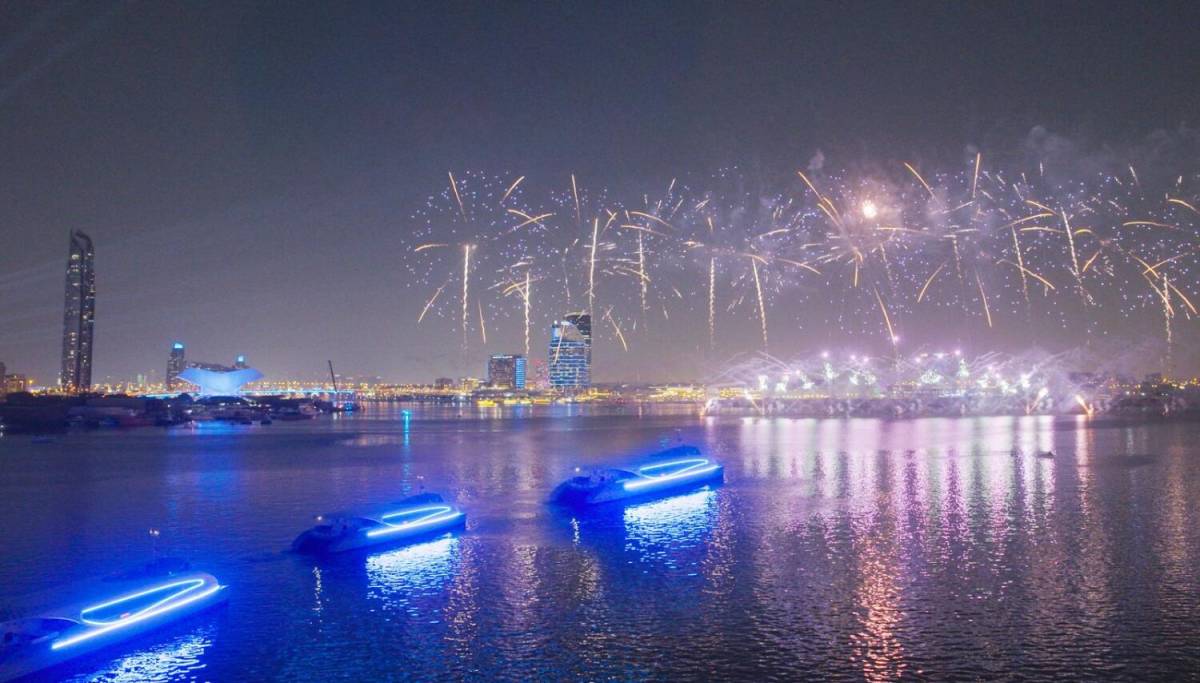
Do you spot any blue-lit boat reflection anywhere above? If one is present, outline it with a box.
[365,536,460,611]
[61,627,213,683]
[622,488,718,566]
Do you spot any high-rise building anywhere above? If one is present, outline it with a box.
[513,355,527,389]
[60,230,96,392]
[487,354,527,389]
[548,313,591,390]
[167,342,187,391]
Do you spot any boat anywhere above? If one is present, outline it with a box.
[549,445,724,507]
[1037,450,1056,459]
[0,560,226,682]
[292,492,466,554]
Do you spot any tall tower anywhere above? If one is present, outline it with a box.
[167,342,186,391]
[60,230,96,392]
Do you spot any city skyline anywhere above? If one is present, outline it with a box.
[1,2,1198,383]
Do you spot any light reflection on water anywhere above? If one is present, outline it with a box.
[3,409,1200,680]
[62,626,213,683]
[623,488,718,568]
[365,536,460,612]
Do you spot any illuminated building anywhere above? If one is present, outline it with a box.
[167,343,187,391]
[60,230,96,392]
[177,366,264,395]
[0,361,5,399]
[487,354,526,389]
[548,313,591,390]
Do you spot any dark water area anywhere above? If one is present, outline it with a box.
[2,407,1200,681]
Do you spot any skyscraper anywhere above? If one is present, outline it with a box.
[60,230,95,392]
[167,342,187,391]
[548,313,591,390]
[487,354,527,389]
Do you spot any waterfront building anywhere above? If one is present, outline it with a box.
[487,354,527,389]
[434,377,455,390]
[60,230,96,392]
[548,313,591,390]
[177,365,264,395]
[167,342,187,391]
[5,373,29,394]
[0,361,5,399]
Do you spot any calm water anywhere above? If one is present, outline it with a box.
[3,407,1200,681]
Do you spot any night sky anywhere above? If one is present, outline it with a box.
[1,1,1198,384]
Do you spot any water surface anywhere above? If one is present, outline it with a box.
[2,408,1199,680]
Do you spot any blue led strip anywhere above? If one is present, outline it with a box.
[365,505,463,538]
[623,458,720,491]
[52,578,224,651]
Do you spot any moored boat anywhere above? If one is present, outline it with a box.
[550,445,724,507]
[0,561,226,682]
[292,492,466,554]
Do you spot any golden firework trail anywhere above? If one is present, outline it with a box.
[975,270,993,328]
[751,256,767,350]
[1122,220,1180,231]
[477,300,487,345]
[499,175,525,204]
[588,217,599,320]
[997,259,1056,292]
[505,209,554,232]
[571,173,581,225]
[448,171,466,221]
[1081,249,1102,274]
[916,261,947,303]
[417,280,449,324]
[629,211,674,231]
[708,256,716,351]
[971,152,981,200]
[1168,197,1200,216]
[873,286,898,354]
[414,243,448,252]
[523,270,531,357]
[637,231,648,318]
[1012,224,1032,302]
[904,162,935,199]
[1162,273,1172,371]
[603,306,628,352]
[461,244,472,348]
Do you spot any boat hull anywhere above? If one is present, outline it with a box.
[293,514,466,554]
[0,573,226,682]
[553,465,724,507]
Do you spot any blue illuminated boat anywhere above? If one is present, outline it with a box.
[292,492,466,554]
[0,562,225,682]
[550,445,723,506]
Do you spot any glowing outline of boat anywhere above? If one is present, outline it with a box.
[292,492,466,554]
[0,571,225,681]
[550,445,724,506]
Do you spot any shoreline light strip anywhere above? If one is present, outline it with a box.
[52,583,224,650]
[365,505,463,538]
[623,458,720,491]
